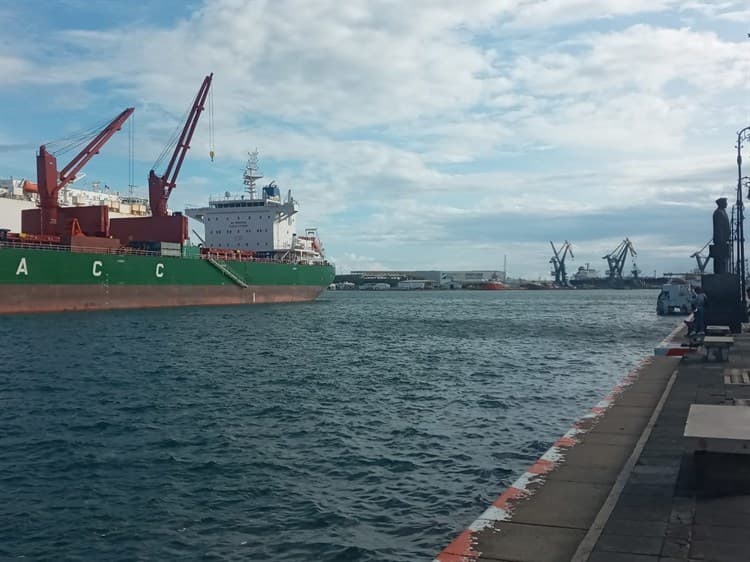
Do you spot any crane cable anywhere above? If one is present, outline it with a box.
[128,113,135,191]
[46,116,112,156]
[209,85,215,162]
[152,105,191,172]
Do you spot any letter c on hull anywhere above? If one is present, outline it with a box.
[156,263,164,278]
[92,260,103,277]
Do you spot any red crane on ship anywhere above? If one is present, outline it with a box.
[148,73,213,217]
[36,108,135,235]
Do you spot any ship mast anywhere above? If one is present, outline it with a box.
[243,149,263,198]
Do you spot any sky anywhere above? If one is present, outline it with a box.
[0,0,749,278]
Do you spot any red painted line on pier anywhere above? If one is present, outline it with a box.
[527,459,555,475]
[554,435,578,448]
[491,486,526,509]
[654,321,692,357]
[439,529,480,562]
[434,349,666,562]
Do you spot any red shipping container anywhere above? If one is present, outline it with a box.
[110,215,188,245]
[21,208,42,234]
[21,206,109,237]
[69,235,121,253]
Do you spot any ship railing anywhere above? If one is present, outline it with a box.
[0,240,332,266]
[0,193,36,202]
[0,240,163,257]
[198,252,329,266]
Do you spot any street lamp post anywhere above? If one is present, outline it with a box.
[736,126,750,313]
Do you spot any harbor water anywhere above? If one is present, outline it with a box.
[0,290,677,561]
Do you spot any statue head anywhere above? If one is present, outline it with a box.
[716,197,728,209]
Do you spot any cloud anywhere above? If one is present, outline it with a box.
[506,0,678,29]
[0,0,747,277]
[679,1,750,21]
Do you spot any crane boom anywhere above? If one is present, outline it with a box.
[691,240,712,273]
[148,73,213,217]
[550,240,574,284]
[37,107,135,235]
[603,238,636,279]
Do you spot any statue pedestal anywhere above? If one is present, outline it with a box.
[703,274,746,333]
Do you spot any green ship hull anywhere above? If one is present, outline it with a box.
[0,245,335,314]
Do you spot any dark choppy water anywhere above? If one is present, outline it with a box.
[0,290,677,561]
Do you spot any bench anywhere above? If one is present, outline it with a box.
[706,325,731,336]
[703,335,734,362]
[685,404,750,454]
[684,404,750,492]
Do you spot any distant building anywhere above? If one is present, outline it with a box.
[398,279,432,290]
[347,269,506,288]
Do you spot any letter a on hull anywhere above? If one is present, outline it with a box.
[16,258,28,276]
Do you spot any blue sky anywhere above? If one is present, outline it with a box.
[1,0,749,277]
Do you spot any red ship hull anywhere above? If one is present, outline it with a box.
[0,284,325,315]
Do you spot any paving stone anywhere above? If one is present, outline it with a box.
[612,391,662,408]
[596,519,667,538]
[694,507,750,528]
[665,523,691,541]
[629,465,681,486]
[696,495,750,515]
[588,552,660,562]
[661,536,690,559]
[474,521,585,562]
[693,523,750,544]
[636,455,684,469]
[640,443,685,457]
[545,463,620,485]
[609,500,673,523]
[689,539,750,561]
[668,497,695,526]
[621,483,676,498]
[558,442,634,470]
[589,406,652,436]
[579,432,638,447]
[617,492,673,510]
[508,480,612,529]
[595,532,663,556]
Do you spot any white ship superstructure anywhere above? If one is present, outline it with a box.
[184,151,324,263]
[0,177,149,232]
[573,263,600,281]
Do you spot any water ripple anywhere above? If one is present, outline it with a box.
[0,289,675,561]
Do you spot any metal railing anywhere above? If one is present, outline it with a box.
[0,240,165,257]
[0,240,331,267]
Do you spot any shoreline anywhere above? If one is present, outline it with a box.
[434,323,684,562]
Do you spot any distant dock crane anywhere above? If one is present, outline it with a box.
[550,240,574,285]
[691,240,712,273]
[603,238,637,279]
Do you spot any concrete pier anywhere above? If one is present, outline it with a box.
[435,330,750,562]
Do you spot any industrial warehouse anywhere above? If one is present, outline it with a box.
[333,270,507,290]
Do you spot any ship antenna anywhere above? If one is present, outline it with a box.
[243,148,263,198]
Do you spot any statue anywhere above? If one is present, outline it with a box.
[711,197,731,274]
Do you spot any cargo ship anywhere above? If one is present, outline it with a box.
[0,75,334,314]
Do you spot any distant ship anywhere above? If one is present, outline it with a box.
[572,263,600,281]
[463,276,507,290]
[481,279,507,290]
